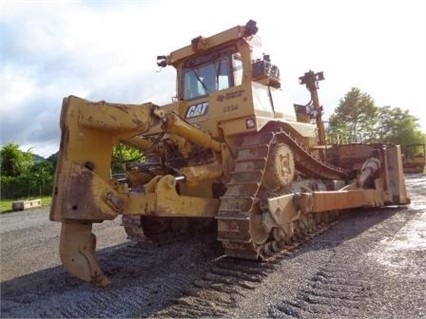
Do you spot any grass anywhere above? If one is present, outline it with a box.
[0,195,52,214]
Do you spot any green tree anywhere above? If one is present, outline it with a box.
[375,106,425,146]
[0,143,56,199]
[28,161,55,196]
[0,143,33,177]
[46,152,59,173]
[30,161,55,176]
[111,143,143,173]
[327,87,378,143]
[327,88,426,146]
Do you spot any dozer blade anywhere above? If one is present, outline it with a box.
[59,221,110,286]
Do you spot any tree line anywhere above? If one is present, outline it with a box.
[1,87,425,200]
[327,87,425,146]
[0,142,141,200]
[0,143,57,199]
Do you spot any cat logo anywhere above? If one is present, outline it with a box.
[185,102,209,119]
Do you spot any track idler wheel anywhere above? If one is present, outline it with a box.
[59,221,110,286]
[263,143,295,191]
[250,213,270,245]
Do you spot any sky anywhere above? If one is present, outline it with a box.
[1,0,425,158]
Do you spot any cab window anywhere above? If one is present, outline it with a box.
[182,48,236,100]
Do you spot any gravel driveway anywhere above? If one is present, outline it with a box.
[1,174,425,318]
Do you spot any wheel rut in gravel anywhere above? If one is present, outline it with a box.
[269,255,374,318]
[1,233,222,318]
[267,208,417,319]
[148,218,341,318]
[148,207,415,319]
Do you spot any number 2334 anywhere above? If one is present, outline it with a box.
[223,105,238,113]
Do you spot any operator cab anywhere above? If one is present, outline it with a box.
[157,19,281,102]
[180,46,280,101]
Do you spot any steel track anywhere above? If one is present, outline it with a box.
[217,128,346,260]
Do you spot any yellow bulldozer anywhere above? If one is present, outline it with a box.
[50,20,409,286]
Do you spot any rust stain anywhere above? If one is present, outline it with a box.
[60,166,116,221]
[132,119,144,127]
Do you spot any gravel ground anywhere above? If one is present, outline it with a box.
[1,173,425,318]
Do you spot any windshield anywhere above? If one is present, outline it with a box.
[182,48,234,100]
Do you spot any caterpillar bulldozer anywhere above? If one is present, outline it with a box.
[50,20,409,286]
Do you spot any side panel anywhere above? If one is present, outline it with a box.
[383,145,410,205]
[209,82,316,139]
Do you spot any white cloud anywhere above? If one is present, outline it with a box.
[1,66,36,112]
